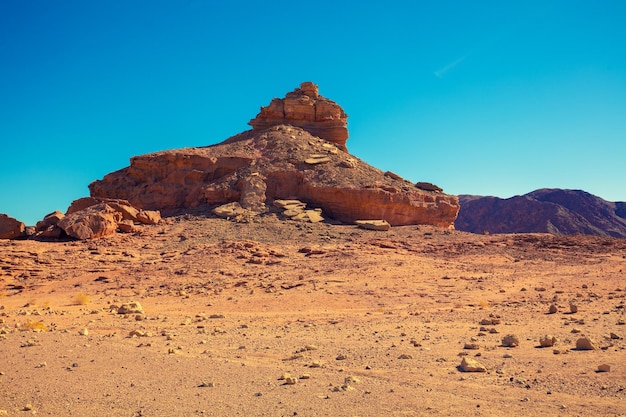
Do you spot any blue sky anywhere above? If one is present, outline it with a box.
[2,1,625,225]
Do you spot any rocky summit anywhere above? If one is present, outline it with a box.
[248,81,349,151]
[90,83,459,228]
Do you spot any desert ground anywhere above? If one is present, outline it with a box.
[1,213,625,416]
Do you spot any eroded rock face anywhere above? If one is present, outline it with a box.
[90,125,459,227]
[248,82,349,151]
[58,204,122,240]
[0,214,25,239]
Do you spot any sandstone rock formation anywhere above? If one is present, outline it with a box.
[0,213,25,239]
[90,124,459,227]
[58,204,123,240]
[31,197,162,240]
[248,82,349,151]
[456,189,626,237]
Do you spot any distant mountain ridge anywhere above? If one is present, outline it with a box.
[455,188,626,238]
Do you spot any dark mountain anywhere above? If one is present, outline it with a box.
[455,188,626,237]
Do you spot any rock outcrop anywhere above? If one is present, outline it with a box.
[31,198,162,240]
[0,214,25,239]
[248,82,349,151]
[90,124,459,227]
[58,204,123,240]
[89,83,459,228]
[456,189,626,237]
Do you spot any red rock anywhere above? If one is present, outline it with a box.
[136,210,161,225]
[90,125,459,227]
[248,82,349,151]
[0,214,25,239]
[57,204,122,239]
[117,219,137,233]
[36,210,65,231]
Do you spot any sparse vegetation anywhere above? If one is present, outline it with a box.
[73,293,91,305]
[25,321,48,332]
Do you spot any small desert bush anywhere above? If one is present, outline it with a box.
[73,293,91,305]
[25,321,48,332]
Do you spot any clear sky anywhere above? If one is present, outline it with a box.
[2,1,625,225]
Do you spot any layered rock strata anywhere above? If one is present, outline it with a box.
[90,124,459,227]
[248,82,349,151]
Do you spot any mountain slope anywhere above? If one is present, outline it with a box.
[456,188,626,237]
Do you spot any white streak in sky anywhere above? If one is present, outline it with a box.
[434,54,469,78]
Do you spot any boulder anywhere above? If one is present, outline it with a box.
[502,334,520,347]
[136,210,161,225]
[0,214,25,239]
[35,210,65,231]
[355,220,391,231]
[460,357,486,372]
[575,337,597,350]
[57,204,122,239]
[239,173,267,212]
[213,202,247,219]
[539,335,557,347]
[248,82,349,151]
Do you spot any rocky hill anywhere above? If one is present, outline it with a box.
[89,83,459,228]
[456,188,626,237]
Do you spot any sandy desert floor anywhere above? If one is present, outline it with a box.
[1,213,625,416]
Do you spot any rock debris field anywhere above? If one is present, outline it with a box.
[1,214,625,416]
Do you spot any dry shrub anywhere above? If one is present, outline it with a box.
[73,293,91,305]
[25,321,48,332]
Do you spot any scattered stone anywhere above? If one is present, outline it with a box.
[355,220,391,231]
[597,364,611,372]
[309,361,323,368]
[609,332,621,340]
[336,354,348,361]
[415,182,443,192]
[305,155,332,165]
[464,343,480,350]
[384,171,403,181]
[279,373,298,385]
[117,302,143,315]
[539,335,557,347]
[398,354,413,359]
[502,334,520,347]
[79,328,89,336]
[213,202,248,219]
[460,357,487,372]
[548,304,558,314]
[575,337,598,350]
[569,303,578,313]
[344,376,361,384]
